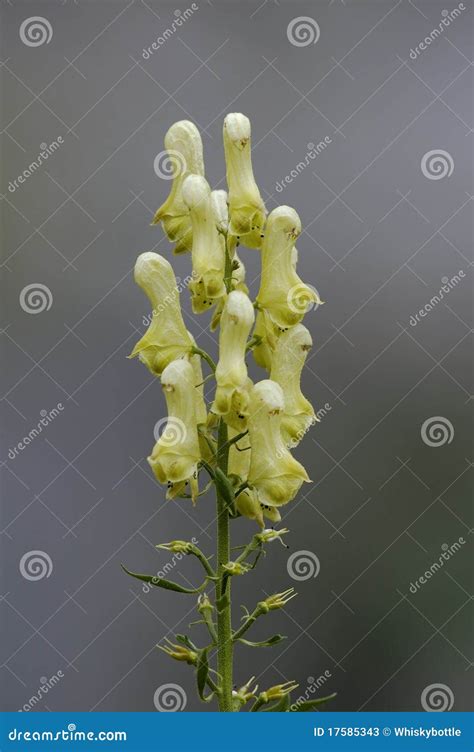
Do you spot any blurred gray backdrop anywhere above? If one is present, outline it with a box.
[1,0,472,713]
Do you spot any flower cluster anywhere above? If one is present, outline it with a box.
[125,114,334,714]
[131,113,320,524]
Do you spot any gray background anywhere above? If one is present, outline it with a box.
[1,0,472,714]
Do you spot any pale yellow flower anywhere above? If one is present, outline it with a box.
[270,324,316,446]
[248,380,310,507]
[152,120,204,254]
[212,291,255,421]
[129,252,193,376]
[182,175,226,312]
[223,113,266,248]
[148,359,200,502]
[256,206,319,328]
[252,309,279,371]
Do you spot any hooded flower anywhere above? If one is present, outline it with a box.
[212,291,255,423]
[148,359,201,502]
[223,113,266,248]
[256,206,320,329]
[248,380,310,507]
[270,324,316,446]
[182,174,226,312]
[129,252,193,376]
[152,120,204,254]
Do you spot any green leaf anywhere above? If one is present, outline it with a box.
[238,634,287,648]
[175,634,198,650]
[290,692,337,711]
[214,468,236,512]
[196,648,213,702]
[261,694,291,712]
[121,565,206,594]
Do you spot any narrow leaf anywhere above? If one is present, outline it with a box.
[214,468,236,512]
[196,648,213,702]
[121,564,205,594]
[175,634,198,650]
[238,634,287,648]
[290,692,337,712]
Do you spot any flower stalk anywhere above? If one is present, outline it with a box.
[123,114,336,712]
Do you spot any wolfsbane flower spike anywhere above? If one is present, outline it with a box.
[248,380,310,507]
[129,252,193,376]
[256,206,319,329]
[213,290,255,422]
[270,324,316,446]
[223,113,266,248]
[182,174,226,312]
[148,359,201,502]
[152,120,204,254]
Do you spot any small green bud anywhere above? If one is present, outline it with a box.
[223,561,251,576]
[158,639,198,665]
[258,587,297,614]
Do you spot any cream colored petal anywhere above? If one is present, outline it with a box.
[182,175,226,307]
[148,359,201,501]
[256,206,318,328]
[248,380,310,507]
[213,291,255,417]
[270,324,316,446]
[153,120,204,254]
[223,113,266,248]
[129,252,193,376]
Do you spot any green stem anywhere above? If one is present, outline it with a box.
[232,605,262,642]
[191,346,217,373]
[215,417,233,711]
